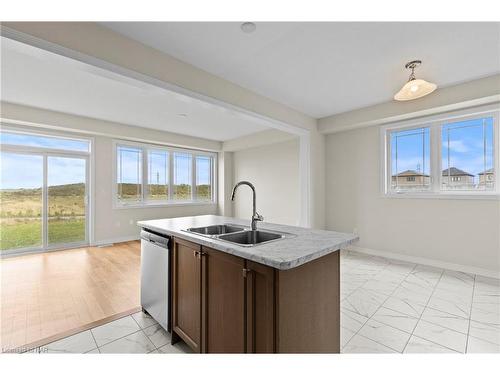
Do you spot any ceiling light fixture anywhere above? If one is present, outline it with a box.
[240,22,256,33]
[394,60,437,101]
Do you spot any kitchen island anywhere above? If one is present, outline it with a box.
[138,215,358,353]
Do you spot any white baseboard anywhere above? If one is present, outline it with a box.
[347,245,500,280]
[1,236,141,259]
[92,235,140,247]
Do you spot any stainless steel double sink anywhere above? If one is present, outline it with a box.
[183,224,294,247]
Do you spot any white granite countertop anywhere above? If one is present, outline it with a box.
[137,215,358,270]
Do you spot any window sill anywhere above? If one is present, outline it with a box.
[383,192,500,200]
[113,201,217,209]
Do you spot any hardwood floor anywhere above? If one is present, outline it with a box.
[1,241,141,351]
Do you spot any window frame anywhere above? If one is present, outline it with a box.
[112,139,217,208]
[381,105,500,199]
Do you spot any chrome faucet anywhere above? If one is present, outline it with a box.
[231,181,264,231]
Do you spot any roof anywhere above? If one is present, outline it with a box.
[478,168,494,175]
[442,167,474,177]
[393,170,430,177]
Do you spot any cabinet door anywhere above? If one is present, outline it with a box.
[245,260,275,353]
[201,247,245,353]
[172,238,202,352]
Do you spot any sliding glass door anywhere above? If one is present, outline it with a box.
[0,129,91,255]
[47,156,87,247]
[0,152,44,251]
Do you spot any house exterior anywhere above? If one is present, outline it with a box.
[441,167,474,188]
[392,170,430,189]
[479,168,494,188]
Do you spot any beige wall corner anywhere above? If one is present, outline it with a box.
[222,129,297,152]
[232,139,300,226]
[308,129,326,229]
[217,151,234,217]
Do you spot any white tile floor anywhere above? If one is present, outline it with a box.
[341,250,500,353]
[26,311,193,354]
[21,250,500,354]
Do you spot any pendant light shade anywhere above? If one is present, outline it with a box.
[394,60,437,101]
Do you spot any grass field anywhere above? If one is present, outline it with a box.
[0,218,85,250]
[0,183,86,251]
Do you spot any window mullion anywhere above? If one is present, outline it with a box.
[191,154,196,202]
[430,124,440,193]
[142,148,148,204]
[169,152,174,201]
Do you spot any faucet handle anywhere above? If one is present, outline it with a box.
[253,212,264,222]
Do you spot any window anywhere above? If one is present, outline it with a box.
[383,108,498,197]
[147,150,169,201]
[441,117,494,191]
[0,131,90,152]
[173,152,192,200]
[116,146,142,202]
[114,141,216,206]
[389,127,431,192]
[195,155,213,201]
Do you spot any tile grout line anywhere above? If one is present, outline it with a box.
[400,268,468,353]
[89,327,100,353]
[353,262,420,353]
[93,316,142,350]
[340,253,376,302]
[97,325,154,352]
[341,251,393,302]
[139,323,163,350]
[343,260,418,352]
[341,255,395,347]
[399,267,444,353]
[464,274,477,353]
[408,333,462,353]
[132,311,168,350]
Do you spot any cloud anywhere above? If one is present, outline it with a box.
[443,140,469,153]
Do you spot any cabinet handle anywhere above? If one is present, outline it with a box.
[242,268,252,278]
[193,250,206,258]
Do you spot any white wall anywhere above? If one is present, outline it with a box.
[325,125,500,274]
[232,139,300,226]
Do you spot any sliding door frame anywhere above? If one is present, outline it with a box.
[0,129,92,257]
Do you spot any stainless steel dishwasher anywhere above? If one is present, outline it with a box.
[140,229,170,331]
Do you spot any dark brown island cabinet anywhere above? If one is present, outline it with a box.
[171,237,340,353]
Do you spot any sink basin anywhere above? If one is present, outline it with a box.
[186,224,245,236]
[218,230,283,246]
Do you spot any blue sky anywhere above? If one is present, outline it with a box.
[1,153,86,189]
[0,132,89,189]
[391,117,494,180]
[0,132,89,152]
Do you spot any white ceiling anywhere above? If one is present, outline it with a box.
[102,22,500,118]
[0,37,269,141]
